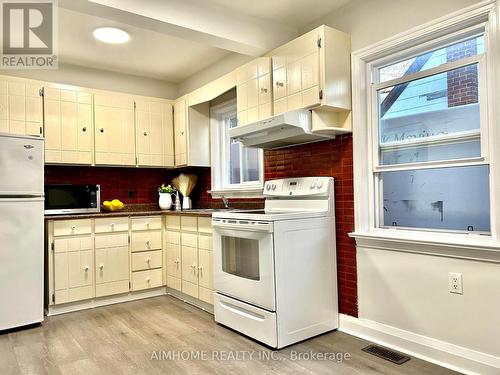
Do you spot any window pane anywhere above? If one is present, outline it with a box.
[380,165,490,232]
[379,36,484,83]
[378,63,480,165]
[229,141,241,184]
[241,147,260,182]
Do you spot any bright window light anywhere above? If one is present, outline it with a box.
[93,27,130,44]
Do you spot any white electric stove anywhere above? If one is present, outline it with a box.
[212,177,338,349]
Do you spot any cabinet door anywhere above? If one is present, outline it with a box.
[94,93,135,166]
[198,249,212,290]
[136,100,173,167]
[181,246,198,284]
[166,243,181,278]
[272,67,287,100]
[0,78,43,136]
[45,87,92,164]
[258,74,271,106]
[173,98,187,166]
[246,78,259,109]
[286,60,302,96]
[95,246,129,297]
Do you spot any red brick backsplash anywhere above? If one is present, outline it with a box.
[45,134,357,317]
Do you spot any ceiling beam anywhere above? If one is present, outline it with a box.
[59,0,298,56]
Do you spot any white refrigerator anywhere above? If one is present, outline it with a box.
[0,133,44,330]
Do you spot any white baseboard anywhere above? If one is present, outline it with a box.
[47,287,167,316]
[339,314,500,375]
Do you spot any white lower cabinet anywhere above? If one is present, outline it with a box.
[47,214,210,311]
[165,215,214,305]
[131,216,164,291]
[53,233,94,304]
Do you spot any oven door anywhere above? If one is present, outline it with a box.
[213,219,275,311]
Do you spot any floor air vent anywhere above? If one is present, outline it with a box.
[362,344,411,365]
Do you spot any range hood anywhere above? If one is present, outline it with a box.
[229,109,334,149]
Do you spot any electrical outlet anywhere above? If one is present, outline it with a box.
[449,272,463,294]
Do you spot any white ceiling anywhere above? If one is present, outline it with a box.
[206,0,351,27]
[58,8,230,82]
[57,0,351,83]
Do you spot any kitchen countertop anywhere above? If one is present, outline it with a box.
[44,204,220,220]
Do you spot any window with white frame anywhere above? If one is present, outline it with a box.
[370,30,491,233]
[210,100,263,195]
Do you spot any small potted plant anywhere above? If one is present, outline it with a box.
[158,184,176,210]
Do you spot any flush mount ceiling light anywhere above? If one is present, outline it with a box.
[93,27,130,44]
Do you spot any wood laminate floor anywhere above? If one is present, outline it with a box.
[0,296,461,375]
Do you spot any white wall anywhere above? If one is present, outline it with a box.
[316,0,500,371]
[300,0,483,50]
[177,53,252,97]
[357,247,500,357]
[0,63,178,99]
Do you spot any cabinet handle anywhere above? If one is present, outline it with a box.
[84,266,89,272]
[71,225,76,231]
[174,259,180,264]
[99,264,104,270]
[260,87,268,93]
[110,223,115,229]
[146,222,150,228]
[143,131,148,136]
[146,277,151,283]
[82,126,87,132]
[276,81,284,87]
[100,128,104,133]
[180,131,184,135]
[145,258,150,263]
[146,240,150,247]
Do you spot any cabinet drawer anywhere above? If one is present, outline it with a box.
[181,232,198,248]
[132,268,163,291]
[165,215,181,230]
[54,235,92,253]
[131,230,162,252]
[180,216,198,232]
[95,217,129,233]
[198,234,212,251]
[53,219,91,236]
[165,230,180,245]
[131,250,162,271]
[198,217,212,234]
[131,216,161,231]
[95,233,128,249]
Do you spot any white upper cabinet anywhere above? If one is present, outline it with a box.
[0,76,43,137]
[135,98,174,168]
[44,85,93,165]
[173,96,210,167]
[269,25,351,133]
[94,92,136,166]
[236,57,272,126]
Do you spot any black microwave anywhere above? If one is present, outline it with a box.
[44,184,100,215]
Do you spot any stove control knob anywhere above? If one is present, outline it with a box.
[271,184,276,191]
[317,181,323,189]
[310,182,316,189]
[266,184,271,191]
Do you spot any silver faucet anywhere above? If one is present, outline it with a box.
[221,195,229,209]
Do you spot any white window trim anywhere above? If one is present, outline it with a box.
[209,99,264,199]
[349,0,500,257]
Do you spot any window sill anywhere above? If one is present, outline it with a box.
[349,229,500,262]
[209,188,264,199]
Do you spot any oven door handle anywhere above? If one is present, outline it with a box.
[212,221,273,233]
